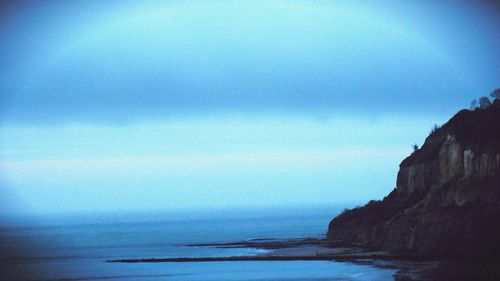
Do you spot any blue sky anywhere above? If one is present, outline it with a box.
[1,0,499,214]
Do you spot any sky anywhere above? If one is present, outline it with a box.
[1,0,499,215]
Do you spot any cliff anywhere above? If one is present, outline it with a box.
[327,100,500,257]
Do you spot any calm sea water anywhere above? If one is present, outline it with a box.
[0,206,397,281]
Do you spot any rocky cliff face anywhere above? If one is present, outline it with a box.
[327,100,500,257]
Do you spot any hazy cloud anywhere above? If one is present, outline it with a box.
[1,1,499,124]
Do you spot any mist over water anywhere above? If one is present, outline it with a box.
[1,0,500,216]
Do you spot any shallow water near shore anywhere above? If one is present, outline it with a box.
[0,206,392,280]
[1,206,498,281]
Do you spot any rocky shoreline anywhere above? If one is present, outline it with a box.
[106,235,500,281]
[107,237,500,264]
[106,237,500,280]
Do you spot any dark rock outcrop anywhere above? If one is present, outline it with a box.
[327,100,500,257]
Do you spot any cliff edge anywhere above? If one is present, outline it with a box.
[327,100,500,257]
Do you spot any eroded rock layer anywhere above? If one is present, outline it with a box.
[327,100,500,257]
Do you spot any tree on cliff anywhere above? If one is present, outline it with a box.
[470,89,498,110]
[479,96,492,109]
[470,99,478,110]
[491,88,500,100]
[429,124,440,135]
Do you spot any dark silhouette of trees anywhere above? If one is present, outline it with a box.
[429,124,440,135]
[412,143,419,152]
[470,99,478,110]
[470,89,498,110]
[491,88,500,100]
[479,96,492,109]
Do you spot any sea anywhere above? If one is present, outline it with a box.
[0,205,401,281]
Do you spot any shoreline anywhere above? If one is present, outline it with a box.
[107,237,500,266]
[107,252,500,264]
[105,236,500,280]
